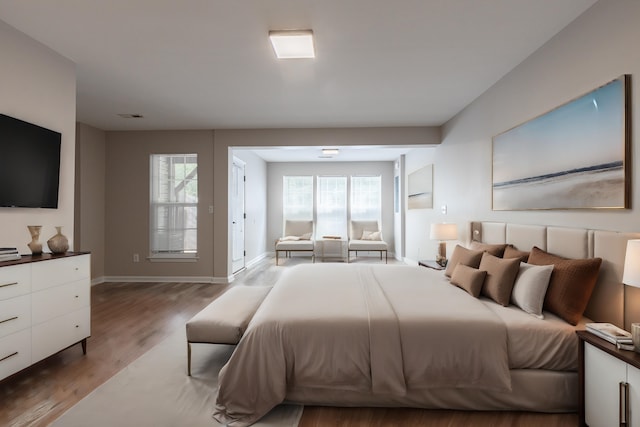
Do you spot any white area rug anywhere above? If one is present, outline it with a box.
[51,329,302,427]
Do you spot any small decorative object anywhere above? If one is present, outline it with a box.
[27,225,43,255]
[47,226,69,254]
[633,323,640,353]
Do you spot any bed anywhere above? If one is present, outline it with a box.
[213,221,640,426]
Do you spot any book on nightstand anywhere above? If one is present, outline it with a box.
[586,323,633,345]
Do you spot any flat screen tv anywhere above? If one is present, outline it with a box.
[0,114,61,208]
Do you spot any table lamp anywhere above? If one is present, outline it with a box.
[623,240,640,344]
[430,223,458,267]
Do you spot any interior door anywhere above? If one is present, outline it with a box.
[231,158,245,273]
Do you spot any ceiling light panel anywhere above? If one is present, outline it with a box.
[269,30,315,59]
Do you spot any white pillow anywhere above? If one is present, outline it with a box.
[361,230,382,241]
[280,235,300,241]
[511,262,554,319]
[299,232,312,240]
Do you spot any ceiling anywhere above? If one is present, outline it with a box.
[0,0,597,134]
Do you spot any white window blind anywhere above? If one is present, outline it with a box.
[150,154,198,258]
[351,175,382,222]
[316,176,347,238]
[283,176,313,220]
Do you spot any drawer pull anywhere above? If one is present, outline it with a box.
[0,351,18,362]
[0,316,18,325]
[75,325,79,328]
[0,282,18,288]
[75,295,79,298]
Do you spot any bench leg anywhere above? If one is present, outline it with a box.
[187,342,192,376]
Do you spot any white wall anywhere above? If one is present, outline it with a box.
[267,161,395,254]
[0,20,76,254]
[404,0,640,261]
[232,149,268,267]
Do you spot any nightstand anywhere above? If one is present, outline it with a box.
[577,330,640,426]
[418,260,445,270]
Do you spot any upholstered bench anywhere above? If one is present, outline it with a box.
[186,285,272,375]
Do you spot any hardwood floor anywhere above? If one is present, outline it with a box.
[0,256,579,426]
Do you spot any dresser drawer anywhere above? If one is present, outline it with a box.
[0,264,31,301]
[32,255,90,292]
[31,307,90,363]
[32,279,90,325]
[0,294,31,339]
[0,329,31,380]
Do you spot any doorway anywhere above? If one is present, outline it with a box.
[231,157,245,273]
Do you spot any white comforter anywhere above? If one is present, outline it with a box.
[214,264,511,426]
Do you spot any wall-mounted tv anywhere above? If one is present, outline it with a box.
[0,114,61,209]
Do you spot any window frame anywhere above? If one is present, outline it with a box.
[149,153,199,262]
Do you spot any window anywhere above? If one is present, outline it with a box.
[150,154,198,259]
[283,176,313,220]
[316,176,348,238]
[351,176,381,222]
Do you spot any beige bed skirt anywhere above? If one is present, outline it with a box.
[285,369,577,413]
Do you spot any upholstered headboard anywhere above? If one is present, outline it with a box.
[470,221,640,329]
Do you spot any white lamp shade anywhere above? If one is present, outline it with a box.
[623,240,640,288]
[430,223,458,241]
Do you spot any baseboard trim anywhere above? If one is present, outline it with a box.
[102,275,232,284]
[244,252,268,269]
[91,276,106,286]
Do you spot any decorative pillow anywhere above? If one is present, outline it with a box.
[470,242,507,257]
[527,246,602,325]
[444,245,484,278]
[280,235,300,241]
[511,263,554,318]
[361,230,382,241]
[299,232,312,240]
[479,252,520,306]
[450,264,487,298]
[503,245,530,263]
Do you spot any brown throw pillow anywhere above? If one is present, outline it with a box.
[444,245,484,278]
[470,242,507,257]
[527,246,602,325]
[450,264,487,298]
[479,252,521,306]
[503,245,530,263]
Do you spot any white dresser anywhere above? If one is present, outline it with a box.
[0,253,90,381]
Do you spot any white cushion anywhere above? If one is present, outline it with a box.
[186,286,271,344]
[348,239,388,251]
[284,220,313,237]
[361,230,383,241]
[510,262,554,319]
[275,240,314,251]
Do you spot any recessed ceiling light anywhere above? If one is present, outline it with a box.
[322,148,339,155]
[117,113,144,119]
[269,30,315,59]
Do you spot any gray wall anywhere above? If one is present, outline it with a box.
[403,0,640,262]
[267,161,396,254]
[75,123,106,280]
[104,130,216,281]
[0,20,76,254]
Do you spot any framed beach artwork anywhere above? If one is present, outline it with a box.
[408,164,433,209]
[492,75,630,210]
